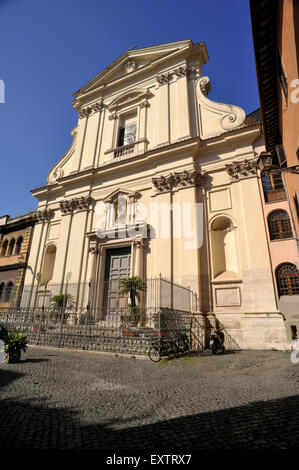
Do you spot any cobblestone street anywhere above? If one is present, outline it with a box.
[0,346,298,449]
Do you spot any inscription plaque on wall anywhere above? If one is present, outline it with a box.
[215,287,241,307]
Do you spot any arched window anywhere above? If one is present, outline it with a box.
[40,244,56,285]
[15,237,23,255]
[261,171,286,202]
[4,282,14,302]
[8,238,15,256]
[268,210,293,240]
[0,282,5,302]
[276,263,299,296]
[1,240,8,257]
[210,216,239,279]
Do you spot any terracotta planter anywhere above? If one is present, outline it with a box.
[33,326,44,332]
[122,331,136,337]
[8,351,21,363]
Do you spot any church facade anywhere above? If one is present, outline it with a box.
[22,40,288,349]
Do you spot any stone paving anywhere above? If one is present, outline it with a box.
[0,346,298,449]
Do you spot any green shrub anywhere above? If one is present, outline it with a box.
[3,331,28,355]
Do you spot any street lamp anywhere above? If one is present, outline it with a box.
[256,151,299,174]
[256,152,276,171]
[18,256,41,282]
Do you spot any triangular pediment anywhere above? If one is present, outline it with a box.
[102,188,140,203]
[73,40,199,100]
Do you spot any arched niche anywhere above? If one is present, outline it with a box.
[210,216,239,280]
[40,244,57,285]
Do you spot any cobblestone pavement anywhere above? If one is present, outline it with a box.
[0,346,298,449]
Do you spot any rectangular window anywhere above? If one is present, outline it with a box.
[118,114,137,147]
[262,171,286,202]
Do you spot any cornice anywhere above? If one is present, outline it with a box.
[32,123,261,199]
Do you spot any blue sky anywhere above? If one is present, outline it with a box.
[0,0,259,216]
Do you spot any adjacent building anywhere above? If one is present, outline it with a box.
[0,212,36,308]
[250,0,299,340]
[21,40,289,349]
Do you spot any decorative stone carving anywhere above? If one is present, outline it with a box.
[35,209,54,223]
[78,107,91,119]
[187,66,201,80]
[88,238,98,254]
[51,167,64,181]
[133,237,146,248]
[173,66,187,78]
[139,99,149,109]
[48,128,77,184]
[225,159,258,181]
[124,60,136,73]
[156,73,171,85]
[196,76,246,139]
[152,169,206,192]
[60,196,93,214]
[199,76,211,96]
[108,111,117,120]
[71,128,77,138]
[156,66,198,85]
[210,216,233,232]
[91,101,104,114]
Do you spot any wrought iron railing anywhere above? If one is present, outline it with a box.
[1,276,199,313]
[0,307,205,355]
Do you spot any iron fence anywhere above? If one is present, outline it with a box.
[0,276,199,313]
[0,306,204,356]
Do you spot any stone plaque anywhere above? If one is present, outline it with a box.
[215,287,241,307]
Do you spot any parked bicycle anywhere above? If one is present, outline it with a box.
[176,331,190,353]
[148,330,190,362]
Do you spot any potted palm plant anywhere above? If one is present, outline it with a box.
[50,293,75,322]
[119,277,145,312]
[3,331,28,363]
[119,276,145,332]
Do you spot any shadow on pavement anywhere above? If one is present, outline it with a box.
[0,368,24,391]
[20,358,49,364]
[0,368,298,449]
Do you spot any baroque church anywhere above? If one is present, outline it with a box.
[22,40,288,349]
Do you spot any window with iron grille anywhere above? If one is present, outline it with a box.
[278,52,288,103]
[268,210,293,240]
[276,263,299,296]
[261,171,286,202]
[4,281,14,302]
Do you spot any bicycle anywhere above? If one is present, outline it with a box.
[176,331,190,353]
[148,332,180,362]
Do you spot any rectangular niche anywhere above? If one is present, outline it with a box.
[48,223,60,240]
[215,287,241,307]
[209,188,231,212]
